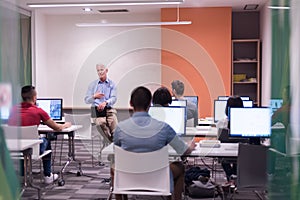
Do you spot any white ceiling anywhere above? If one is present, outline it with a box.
[14,0,270,15]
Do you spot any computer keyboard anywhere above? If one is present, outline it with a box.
[199,140,221,148]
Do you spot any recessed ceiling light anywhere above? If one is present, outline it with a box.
[244,4,259,10]
[83,8,92,12]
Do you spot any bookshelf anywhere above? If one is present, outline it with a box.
[232,39,260,106]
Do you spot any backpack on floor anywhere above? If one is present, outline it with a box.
[185,166,224,199]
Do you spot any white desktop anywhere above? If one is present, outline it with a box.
[214,99,253,122]
[148,106,186,136]
[169,99,187,107]
[229,107,271,138]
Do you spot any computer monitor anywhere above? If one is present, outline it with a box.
[229,107,271,145]
[183,96,199,127]
[214,100,227,122]
[218,96,250,101]
[148,106,186,136]
[36,98,63,120]
[169,99,187,107]
[243,100,253,107]
[184,96,198,108]
[270,99,283,115]
[214,99,253,122]
[0,107,10,121]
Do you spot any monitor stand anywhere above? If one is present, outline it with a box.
[249,137,261,145]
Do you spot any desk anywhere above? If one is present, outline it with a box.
[6,139,43,199]
[38,125,82,186]
[102,142,238,158]
[103,142,238,180]
[185,127,218,137]
[198,118,215,126]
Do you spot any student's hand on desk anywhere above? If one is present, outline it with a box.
[188,140,196,151]
[63,122,72,129]
[184,140,196,155]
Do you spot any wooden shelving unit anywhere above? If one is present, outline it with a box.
[231,39,260,106]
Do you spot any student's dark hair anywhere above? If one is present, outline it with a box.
[225,96,244,117]
[130,86,152,110]
[21,85,36,101]
[152,87,172,106]
[171,80,184,96]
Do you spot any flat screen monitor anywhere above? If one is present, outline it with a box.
[229,107,271,144]
[214,100,253,122]
[169,99,187,107]
[184,96,198,107]
[243,100,253,107]
[214,100,227,122]
[148,106,186,136]
[36,98,63,120]
[270,99,283,115]
[218,96,250,101]
[0,107,10,121]
[184,96,199,127]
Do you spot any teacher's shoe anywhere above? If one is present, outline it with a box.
[44,173,58,184]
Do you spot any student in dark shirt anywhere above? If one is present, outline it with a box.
[216,96,243,183]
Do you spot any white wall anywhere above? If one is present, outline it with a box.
[260,1,271,106]
[33,12,162,108]
[33,8,272,109]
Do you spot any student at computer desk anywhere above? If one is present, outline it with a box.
[171,80,198,127]
[216,96,244,184]
[152,86,173,106]
[8,85,71,184]
[112,86,196,200]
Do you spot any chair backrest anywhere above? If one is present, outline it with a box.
[2,125,40,157]
[186,118,194,127]
[237,143,268,189]
[64,113,91,139]
[113,145,171,196]
[218,128,229,142]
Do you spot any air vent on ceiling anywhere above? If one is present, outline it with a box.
[244,4,259,10]
[98,9,129,13]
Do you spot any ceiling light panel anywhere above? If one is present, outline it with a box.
[27,0,184,8]
[76,21,192,27]
[268,6,290,10]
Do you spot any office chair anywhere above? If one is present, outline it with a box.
[230,143,268,200]
[64,113,92,140]
[2,125,52,183]
[62,113,94,169]
[107,145,171,200]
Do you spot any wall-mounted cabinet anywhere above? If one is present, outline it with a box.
[231,39,260,106]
